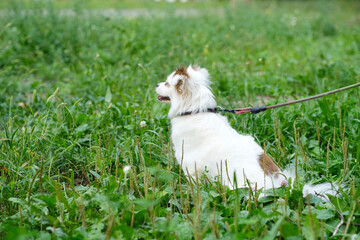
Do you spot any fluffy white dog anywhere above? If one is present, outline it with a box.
[156,65,337,196]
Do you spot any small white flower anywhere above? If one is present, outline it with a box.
[230,25,235,31]
[140,121,147,128]
[258,58,262,62]
[290,16,297,26]
[18,102,25,109]
[123,165,131,174]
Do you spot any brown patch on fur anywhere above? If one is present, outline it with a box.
[258,153,280,177]
[175,66,190,78]
[176,80,183,94]
[174,66,190,95]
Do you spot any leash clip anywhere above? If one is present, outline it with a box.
[250,106,267,114]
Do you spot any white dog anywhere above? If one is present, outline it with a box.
[156,65,337,196]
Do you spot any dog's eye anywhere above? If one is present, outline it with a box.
[165,82,169,86]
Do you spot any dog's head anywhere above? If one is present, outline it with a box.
[156,65,216,118]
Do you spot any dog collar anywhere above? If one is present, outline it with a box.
[177,108,218,117]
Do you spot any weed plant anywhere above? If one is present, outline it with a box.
[0,0,359,239]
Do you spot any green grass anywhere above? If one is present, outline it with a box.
[0,0,225,9]
[0,0,360,239]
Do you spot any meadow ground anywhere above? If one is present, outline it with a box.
[0,0,360,239]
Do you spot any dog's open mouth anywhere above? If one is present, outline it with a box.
[158,95,170,102]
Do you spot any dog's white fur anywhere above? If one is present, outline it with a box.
[156,65,338,196]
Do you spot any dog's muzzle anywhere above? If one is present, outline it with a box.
[157,95,170,102]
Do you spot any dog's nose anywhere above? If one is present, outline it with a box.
[156,83,160,87]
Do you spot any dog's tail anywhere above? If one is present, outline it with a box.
[282,168,340,197]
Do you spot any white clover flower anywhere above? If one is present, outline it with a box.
[123,165,131,174]
[140,121,147,128]
[290,16,297,27]
[18,102,25,109]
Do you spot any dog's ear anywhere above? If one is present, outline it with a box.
[173,66,189,94]
[189,65,209,78]
[190,65,201,71]
[176,79,185,94]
